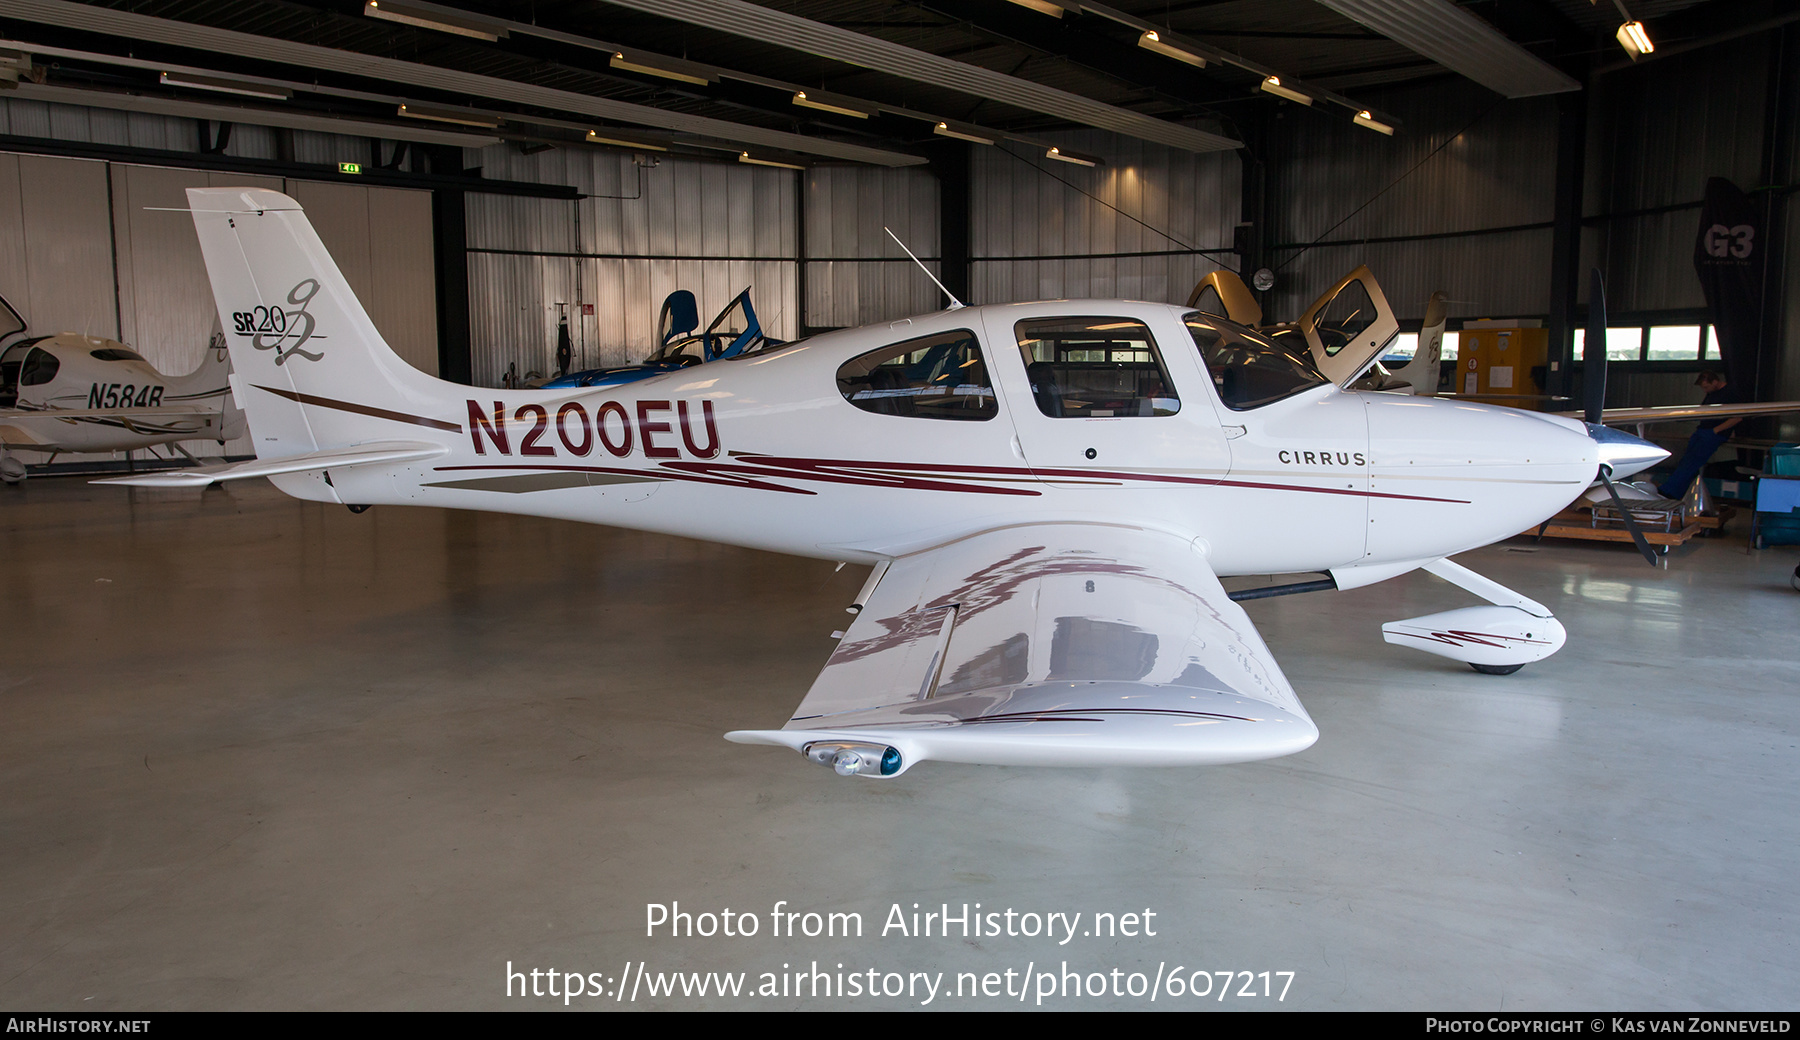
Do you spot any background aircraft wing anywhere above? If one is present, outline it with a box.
[1574,401,1800,425]
[0,406,220,447]
[727,523,1318,773]
[0,404,218,421]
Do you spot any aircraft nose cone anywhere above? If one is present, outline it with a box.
[1586,423,1670,480]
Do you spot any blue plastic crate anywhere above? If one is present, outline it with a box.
[1754,472,1800,547]
[1771,443,1800,477]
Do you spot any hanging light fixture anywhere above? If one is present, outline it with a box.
[1137,31,1207,68]
[1259,76,1313,105]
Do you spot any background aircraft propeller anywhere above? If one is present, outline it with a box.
[1586,268,1662,568]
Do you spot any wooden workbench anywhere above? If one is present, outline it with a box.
[1527,507,1735,548]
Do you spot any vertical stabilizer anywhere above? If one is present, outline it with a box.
[1388,290,1448,396]
[186,187,447,480]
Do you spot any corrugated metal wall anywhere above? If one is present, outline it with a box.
[804,165,941,328]
[288,180,439,376]
[970,130,1239,308]
[1265,79,1558,324]
[0,154,118,340]
[465,145,798,385]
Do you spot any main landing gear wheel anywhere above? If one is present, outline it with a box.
[1470,662,1524,675]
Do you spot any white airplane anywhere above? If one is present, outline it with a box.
[103,187,1671,779]
[0,295,243,483]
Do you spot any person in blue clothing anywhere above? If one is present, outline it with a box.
[1657,369,1743,499]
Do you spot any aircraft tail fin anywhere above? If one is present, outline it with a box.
[185,187,450,470]
[160,318,242,439]
[1387,290,1448,396]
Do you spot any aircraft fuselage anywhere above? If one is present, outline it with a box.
[276,300,1597,578]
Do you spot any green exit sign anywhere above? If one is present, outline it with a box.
[338,162,363,175]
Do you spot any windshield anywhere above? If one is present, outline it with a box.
[1185,312,1329,410]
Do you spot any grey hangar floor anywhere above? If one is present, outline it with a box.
[1,477,1794,1011]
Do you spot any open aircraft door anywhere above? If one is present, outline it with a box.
[1185,270,1263,327]
[1298,265,1399,388]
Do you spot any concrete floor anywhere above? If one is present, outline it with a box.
[1,477,1795,1011]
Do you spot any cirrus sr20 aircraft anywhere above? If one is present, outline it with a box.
[103,187,1671,779]
[1,294,242,483]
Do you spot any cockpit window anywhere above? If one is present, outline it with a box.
[1186,312,1329,410]
[90,347,146,362]
[837,329,996,421]
[1015,317,1179,418]
[19,347,60,387]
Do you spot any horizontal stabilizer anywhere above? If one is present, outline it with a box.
[93,440,446,488]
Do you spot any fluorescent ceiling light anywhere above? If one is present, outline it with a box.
[397,102,501,128]
[1045,146,1099,167]
[792,91,870,119]
[1352,109,1393,135]
[363,1,505,42]
[587,130,666,151]
[739,152,804,170]
[933,121,994,145]
[1003,0,1068,16]
[160,71,291,100]
[1616,21,1653,59]
[610,52,712,86]
[1137,31,1206,68]
[1260,76,1313,105]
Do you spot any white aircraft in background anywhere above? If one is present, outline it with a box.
[105,187,1672,779]
[0,295,243,483]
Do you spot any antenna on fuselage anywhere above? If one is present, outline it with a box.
[885,227,964,311]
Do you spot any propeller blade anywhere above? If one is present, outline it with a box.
[1584,268,1607,425]
[1598,465,1662,567]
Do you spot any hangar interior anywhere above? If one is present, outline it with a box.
[1,0,1798,1012]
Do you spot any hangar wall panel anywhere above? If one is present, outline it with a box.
[464,145,799,384]
[1265,80,1556,324]
[287,180,439,377]
[969,131,1239,310]
[804,165,940,328]
[0,154,117,340]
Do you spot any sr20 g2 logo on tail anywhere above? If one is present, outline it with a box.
[231,279,326,365]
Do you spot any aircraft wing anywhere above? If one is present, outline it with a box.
[727,523,1318,775]
[0,405,220,445]
[1572,401,1800,425]
[92,440,447,487]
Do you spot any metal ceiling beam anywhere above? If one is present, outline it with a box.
[359,0,1074,155]
[1313,0,1581,98]
[0,0,928,165]
[590,0,1242,152]
[14,81,503,147]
